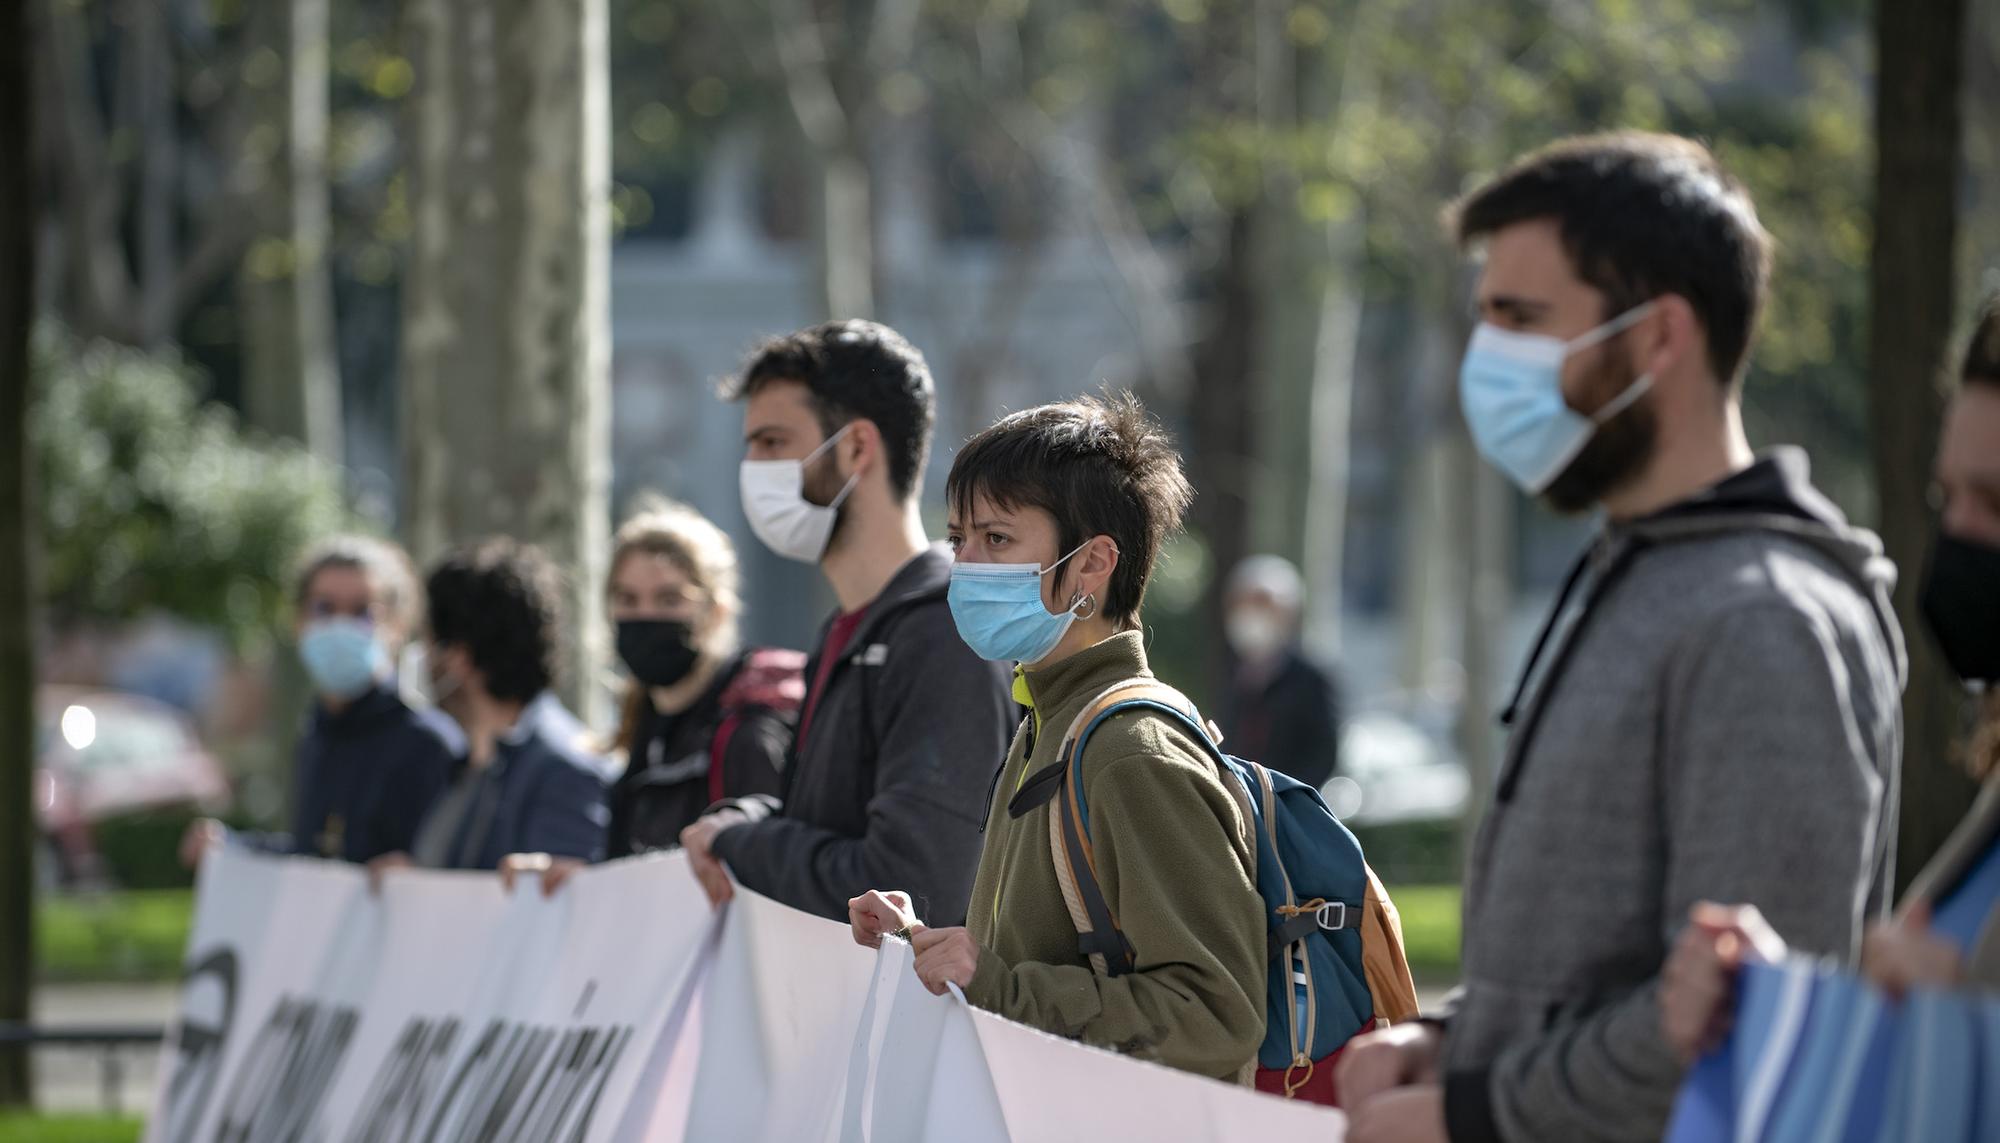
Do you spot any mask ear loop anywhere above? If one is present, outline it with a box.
[1053,538,1118,620]
[806,423,861,510]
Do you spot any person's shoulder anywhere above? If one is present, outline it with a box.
[1622,528,1881,631]
[1078,703,1224,787]
[368,691,464,761]
[520,698,615,786]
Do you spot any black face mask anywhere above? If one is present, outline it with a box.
[616,619,702,688]
[1920,532,2000,685]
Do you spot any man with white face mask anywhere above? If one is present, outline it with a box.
[1340,133,1905,1143]
[680,320,1015,927]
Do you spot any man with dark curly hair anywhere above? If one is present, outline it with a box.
[373,539,611,875]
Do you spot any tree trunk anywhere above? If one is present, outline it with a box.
[1454,429,1512,843]
[1189,205,1262,700]
[400,0,612,726]
[1870,0,1974,892]
[132,0,176,345]
[239,0,344,465]
[815,142,875,320]
[0,0,38,1107]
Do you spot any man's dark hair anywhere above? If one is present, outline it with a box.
[426,538,566,704]
[1965,292,2000,388]
[724,320,937,500]
[947,392,1192,626]
[1449,131,1774,387]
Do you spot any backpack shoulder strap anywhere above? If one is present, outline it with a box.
[1046,680,1244,978]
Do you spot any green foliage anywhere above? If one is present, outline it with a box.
[0,1114,145,1143]
[1387,883,1463,982]
[37,889,193,985]
[87,811,203,893]
[31,329,351,652]
[1350,818,1462,886]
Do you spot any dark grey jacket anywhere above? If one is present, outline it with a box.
[1440,449,1906,1143]
[711,546,1016,924]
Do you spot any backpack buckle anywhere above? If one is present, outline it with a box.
[1315,901,1348,931]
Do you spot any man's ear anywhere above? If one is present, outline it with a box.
[1644,294,1701,385]
[843,418,883,482]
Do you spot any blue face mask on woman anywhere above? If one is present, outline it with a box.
[1459,301,1657,493]
[948,540,1098,664]
[299,618,387,700]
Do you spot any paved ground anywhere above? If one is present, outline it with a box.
[32,983,176,1116]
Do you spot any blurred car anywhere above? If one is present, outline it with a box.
[1323,710,1470,827]
[35,686,231,885]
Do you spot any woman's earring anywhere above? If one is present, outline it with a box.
[1072,593,1098,621]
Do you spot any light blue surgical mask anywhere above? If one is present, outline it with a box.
[948,540,1098,664]
[299,618,387,700]
[1459,301,1657,493]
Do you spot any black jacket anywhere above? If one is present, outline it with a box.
[711,546,1017,925]
[605,650,795,858]
[1221,648,1343,789]
[290,684,456,863]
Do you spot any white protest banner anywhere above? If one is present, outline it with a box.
[969,1003,1348,1140]
[681,885,877,1140]
[152,849,1354,1142]
[146,845,715,1143]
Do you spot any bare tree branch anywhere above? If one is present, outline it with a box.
[766,0,851,153]
[45,0,137,337]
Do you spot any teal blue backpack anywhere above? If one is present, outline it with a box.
[1009,680,1408,1105]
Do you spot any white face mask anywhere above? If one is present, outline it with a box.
[739,424,859,564]
[1226,611,1289,659]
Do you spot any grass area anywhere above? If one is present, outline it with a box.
[37,889,194,985]
[0,1113,143,1142]
[1390,883,1462,983]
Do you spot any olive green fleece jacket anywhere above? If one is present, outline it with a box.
[961,632,1266,1081]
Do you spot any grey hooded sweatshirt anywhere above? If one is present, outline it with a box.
[1439,448,1906,1143]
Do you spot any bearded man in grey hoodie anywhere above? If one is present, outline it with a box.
[1340,132,1905,1143]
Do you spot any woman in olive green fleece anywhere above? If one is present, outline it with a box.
[848,393,1268,1082]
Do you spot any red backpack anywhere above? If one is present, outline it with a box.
[707,648,807,802]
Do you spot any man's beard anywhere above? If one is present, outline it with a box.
[802,447,853,552]
[1542,361,1659,515]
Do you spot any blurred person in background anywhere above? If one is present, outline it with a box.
[181,535,454,867]
[1661,294,2000,1060]
[679,320,1015,924]
[503,498,801,894]
[1339,133,1904,1143]
[371,539,610,876]
[1221,554,1344,789]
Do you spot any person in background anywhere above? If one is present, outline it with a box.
[502,499,800,894]
[679,320,1016,925]
[1660,293,2000,1057]
[180,535,454,867]
[372,539,609,876]
[849,393,1266,1081]
[1222,554,1344,789]
[1338,132,1905,1143]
